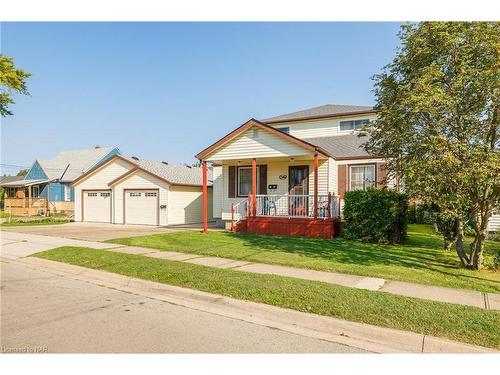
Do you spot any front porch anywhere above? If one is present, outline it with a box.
[202,154,341,239]
[197,118,342,238]
[230,192,341,238]
[3,197,49,217]
[1,179,63,217]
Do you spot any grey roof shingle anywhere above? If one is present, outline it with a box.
[38,147,117,181]
[0,175,24,184]
[306,134,372,158]
[123,157,213,186]
[262,104,374,123]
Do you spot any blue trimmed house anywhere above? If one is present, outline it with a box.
[1,146,120,215]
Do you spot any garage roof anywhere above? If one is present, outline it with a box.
[123,157,213,187]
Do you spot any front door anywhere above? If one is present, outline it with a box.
[288,166,309,216]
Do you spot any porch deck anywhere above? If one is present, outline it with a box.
[3,198,49,217]
[230,194,341,239]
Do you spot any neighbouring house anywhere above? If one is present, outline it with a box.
[70,155,213,226]
[0,175,25,209]
[196,104,398,238]
[0,146,120,216]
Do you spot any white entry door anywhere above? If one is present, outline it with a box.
[83,190,111,223]
[124,190,159,225]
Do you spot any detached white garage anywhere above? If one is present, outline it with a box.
[71,155,213,226]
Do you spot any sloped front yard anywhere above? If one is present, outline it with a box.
[107,224,500,293]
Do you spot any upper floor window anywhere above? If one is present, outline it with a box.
[276,127,290,134]
[350,164,375,191]
[340,119,370,131]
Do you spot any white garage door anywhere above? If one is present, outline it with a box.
[124,190,159,225]
[83,190,111,223]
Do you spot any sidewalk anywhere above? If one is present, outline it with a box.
[6,255,496,354]
[104,245,500,310]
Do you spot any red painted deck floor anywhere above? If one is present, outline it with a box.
[234,216,337,239]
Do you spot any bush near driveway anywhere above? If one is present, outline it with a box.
[343,189,408,244]
[0,216,69,226]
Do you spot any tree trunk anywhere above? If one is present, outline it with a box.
[471,230,486,270]
[455,218,470,268]
[469,203,493,270]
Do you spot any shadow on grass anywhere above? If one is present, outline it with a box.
[221,227,499,286]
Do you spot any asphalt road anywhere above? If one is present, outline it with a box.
[0,260,365,353]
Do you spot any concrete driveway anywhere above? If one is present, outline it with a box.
[0,222,177,241]
[0,230,121,259]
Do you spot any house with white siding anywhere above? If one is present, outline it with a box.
[70,155,213,226]
[196,103,500,237]
[196,104,393,238]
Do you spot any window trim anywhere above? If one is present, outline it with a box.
[64,185,71,201]
[339,118,370,132]
[349,164,376,191]
[276,126,290,134]
[237,166,260,197]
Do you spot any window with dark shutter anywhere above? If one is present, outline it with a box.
[377,163,388,188]
[338,164,347,198]
[228,166,236,198]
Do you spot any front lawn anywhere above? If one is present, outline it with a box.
[107,224,500,293]
[33,247,500,349]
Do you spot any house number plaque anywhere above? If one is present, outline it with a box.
[279,174,287,180]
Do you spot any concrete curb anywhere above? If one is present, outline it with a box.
[7,256,497,354]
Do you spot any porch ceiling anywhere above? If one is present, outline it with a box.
[0,179,49,187]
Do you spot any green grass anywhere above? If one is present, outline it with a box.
[0,210,14,218]
[106,224,500,293]
[0,217,69,226]
[33,246,500,349]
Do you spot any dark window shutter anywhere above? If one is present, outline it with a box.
[259,165,267,195]
[228,166,236,198]
[338,164,347,198]
[377,163,388,188]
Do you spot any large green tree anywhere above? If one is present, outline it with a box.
[365,22,500,270]
[0,54,31,117]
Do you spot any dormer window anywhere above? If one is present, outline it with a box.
[340,119,370,131]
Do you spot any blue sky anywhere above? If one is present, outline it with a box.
[1,22,402,174]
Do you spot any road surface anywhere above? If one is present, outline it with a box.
[1,260,365,353]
